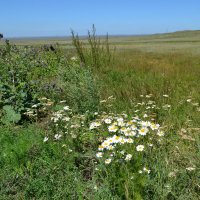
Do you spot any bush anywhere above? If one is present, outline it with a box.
[59,59,100,113]
[0,41,100,123]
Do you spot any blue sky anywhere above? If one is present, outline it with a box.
[0,0,200,37]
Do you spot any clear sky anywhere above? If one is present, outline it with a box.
[0,0,200,37]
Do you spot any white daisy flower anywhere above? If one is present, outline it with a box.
[127,138,134,143]
[98,145,104,151]
[89,122,101,130]
[138,127,149,136]
[150,123,160,130]
[105,158,112,164]
[157,130,165,136]
[104,118,112,124]
[96,152,103,158]
[108,124,118,132]
[54,134,62,140]
[136,145,144,151]
[125,154,132,161]
[63,106,70,111]
[107,145,114,150]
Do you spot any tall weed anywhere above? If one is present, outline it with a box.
[71,25,114,69]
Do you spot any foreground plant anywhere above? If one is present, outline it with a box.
[44,95,167,199]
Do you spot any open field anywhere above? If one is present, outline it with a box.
[1,30,200,54]
[0,30,200,199]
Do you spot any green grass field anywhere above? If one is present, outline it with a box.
[2,30,200,54]
[0,30,200,199]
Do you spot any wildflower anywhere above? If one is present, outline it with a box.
[107,145,114,150]
[138,127,149,136]
[90,122,101,130]
[32,104,38,108]
[163,94,169,98]
[102,141,110,148]
[140,121,150,127]
[127,138,134,143]
[96,152,103,158]
[108,138,114,144]
[62,117,70,122]
[186,167,195,171]
[71,56,77,61]
[143,114,148,118]
[108,95,115,100]
[157,130,165,136]
[54,134,62,140]
[119,138,126,144]
[125,154,132,161]
[43,136,48,142]
[143,167,151,174]
[120,151,125,155]
[120,127,127,133]
[104,118,112,124]
[116,117,125,127]
[186,99,192,102]
[108,124,118,132]
[130,124,137,131]
[45,101,54,106]
[71,124,81,128]
[100,100,107,103]
[40,97,47,100]
[111,136,119,144]
[63,106,70,111]
[136,145,144,151]
[126,121,134,126]
[147,100,154,105]
[150,123,160,130]
[105,158,112,164]
[138,170,143,174]
[98,145,104,151]
[122,113,128,118]
[60,100,66,103]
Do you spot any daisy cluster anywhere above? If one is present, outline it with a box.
[90,111,165,165]
[44,103,86,142]
[45,94,166,175]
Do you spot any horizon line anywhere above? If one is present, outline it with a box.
[1,29,200,40]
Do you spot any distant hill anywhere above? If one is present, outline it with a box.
[145,30,200,39]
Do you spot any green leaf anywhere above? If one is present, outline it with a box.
[1,105,21,124]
